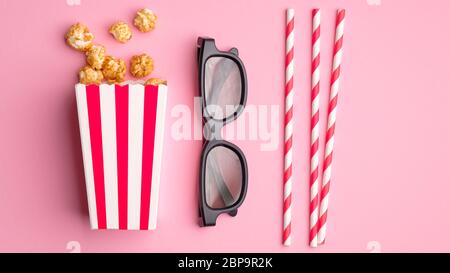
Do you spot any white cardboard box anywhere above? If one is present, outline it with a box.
[75,83,167,230]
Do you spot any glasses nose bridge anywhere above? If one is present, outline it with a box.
[204,119,223,141]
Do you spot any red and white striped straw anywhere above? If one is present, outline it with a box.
[317,9,346,245]
[283,8,294,246]
[309,8,321,248]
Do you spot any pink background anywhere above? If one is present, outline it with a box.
[1,0,450,252]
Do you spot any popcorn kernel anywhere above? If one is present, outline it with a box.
[109,22,132,43]
[145,78,167,86]
[134,8,157,32]
[130,54,154,78]
[65,23,94,52]
[102,56,126,83]
[86,44,106,70]
[79,66,103,84]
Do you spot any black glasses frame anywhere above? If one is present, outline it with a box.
[197,37,249,226]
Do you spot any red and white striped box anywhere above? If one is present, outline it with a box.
[75,83,167,230]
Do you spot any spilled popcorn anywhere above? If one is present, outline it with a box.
[109,22,132,43]
[145,78,167,86]
[86,44,106,70]
[79,66,103,84]
[65,23,94,52]
[65,8,165,85]
[102,56,127,83]
[134,8,158,32]
[130,54,154,78]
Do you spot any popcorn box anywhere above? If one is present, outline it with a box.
[75,83,167,230]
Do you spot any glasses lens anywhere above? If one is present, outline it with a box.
[205,146,243,209]
[204,57,242,120]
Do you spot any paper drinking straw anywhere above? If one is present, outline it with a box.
[317,9,346,245]
[309,8,321,248]
[283,8,294,246]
